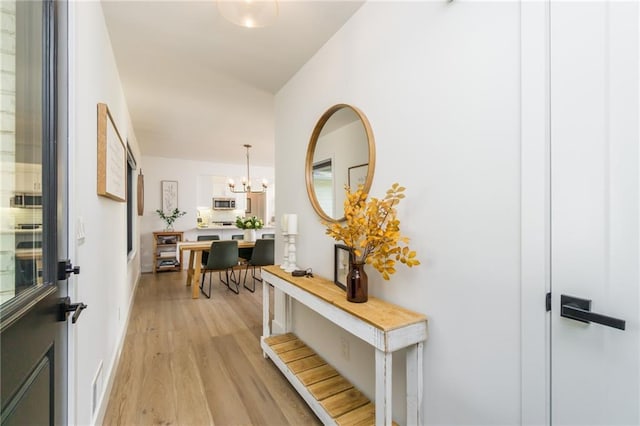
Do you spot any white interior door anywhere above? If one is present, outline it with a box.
[550,2,639,424]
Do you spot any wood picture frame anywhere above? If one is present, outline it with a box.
[161,180,178,212]
[97,103,126,201]
[348,163,368,189]
[334,244,352,290]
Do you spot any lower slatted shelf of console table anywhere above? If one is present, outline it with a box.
[262,333,398,426]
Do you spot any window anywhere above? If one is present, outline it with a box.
[126,146,136,255]
[312,159,334,217]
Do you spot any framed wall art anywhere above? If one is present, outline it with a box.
[161,180,178,212]
[97,103,126,202]
[348,163,368,189]
[334,244,352,290]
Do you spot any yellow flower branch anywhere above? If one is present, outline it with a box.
[324,183,420,280]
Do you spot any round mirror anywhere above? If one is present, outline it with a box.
[305,104,375,222]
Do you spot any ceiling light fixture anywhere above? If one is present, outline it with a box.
[217,0,279,29]
[228,144,268,193]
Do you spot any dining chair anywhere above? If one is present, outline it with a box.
[243,238,274,292]
[199,240,239,297]
[197,234,220,266]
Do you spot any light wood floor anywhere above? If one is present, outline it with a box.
[102,270,322,426]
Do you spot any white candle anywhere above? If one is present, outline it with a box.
[287,214,298,235]
[281,214,289,232]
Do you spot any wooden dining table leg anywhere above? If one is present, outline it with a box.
[192,251,202,299]
[185,249,195,287]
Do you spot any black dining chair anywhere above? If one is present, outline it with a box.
[197,234,220,266]
[243,238,274,292]
[199,240,239,297]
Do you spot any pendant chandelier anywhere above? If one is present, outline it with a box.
[217,0,279,29]
[228,144,268,193]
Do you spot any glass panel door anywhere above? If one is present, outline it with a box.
[0,0,46,305]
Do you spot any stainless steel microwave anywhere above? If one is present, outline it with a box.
[212,197,236,210]
[11,193,43,208]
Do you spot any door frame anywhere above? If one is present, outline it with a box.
[57,0,77,423]
[520,2,551,425]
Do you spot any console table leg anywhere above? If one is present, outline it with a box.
[375,349,393,426]
[406,341,424,425]
[262,280,270,358]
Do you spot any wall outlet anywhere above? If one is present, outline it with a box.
[340,336,350,361]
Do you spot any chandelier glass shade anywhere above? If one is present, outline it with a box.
[217,0,279,29]
[228,144,268,193]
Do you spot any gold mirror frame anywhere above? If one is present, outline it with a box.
[305,104,376,223]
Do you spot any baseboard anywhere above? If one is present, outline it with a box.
[92,270,141,425]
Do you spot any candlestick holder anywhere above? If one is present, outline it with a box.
[280,231,289,269]
[284,233,299,272]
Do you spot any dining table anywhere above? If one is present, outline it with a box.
[178,240,256,299]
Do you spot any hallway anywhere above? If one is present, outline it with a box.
[103,270,321,425]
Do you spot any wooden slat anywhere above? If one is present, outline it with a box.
[320,388,370,418]
[263,331,402,425]
[335,402,375,426]
[296,363,339,386]
[279,346,316,363]
[263,332,297,346]
[287,354,326,374]
[271,338,307,354]
[308,375,353,401]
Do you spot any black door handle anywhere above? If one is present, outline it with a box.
[560,295,625,330]
[58,296,87,324]
[58,259,80,280]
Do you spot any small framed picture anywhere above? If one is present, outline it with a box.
[161,180,178,212]
[348,163,368,189]
[334,244,352,290]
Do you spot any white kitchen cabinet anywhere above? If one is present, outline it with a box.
[14,163,41,193]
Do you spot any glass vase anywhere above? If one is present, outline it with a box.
[347,262,368,303]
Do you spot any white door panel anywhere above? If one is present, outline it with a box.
[551,1,639,424]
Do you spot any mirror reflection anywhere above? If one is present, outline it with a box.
[305,104,375,222]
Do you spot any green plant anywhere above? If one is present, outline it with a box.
[155,208,186,229]
[235,216,264,230]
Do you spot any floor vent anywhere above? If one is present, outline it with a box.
[92,362,103,416]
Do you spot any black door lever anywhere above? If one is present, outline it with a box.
[58,259,80,280]
[560,295,625,330]
[58,296,87,324]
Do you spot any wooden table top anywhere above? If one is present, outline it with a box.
[262,265,427,332]
[178,240,256,251]
[15,248,43,260]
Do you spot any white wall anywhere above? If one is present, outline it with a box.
[140,155,274,272]
[69,2,142,424]
[275,2,523,424]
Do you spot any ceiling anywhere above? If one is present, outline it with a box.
[101,0,364,167]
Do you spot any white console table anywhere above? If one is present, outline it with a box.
[261,266,428,426]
